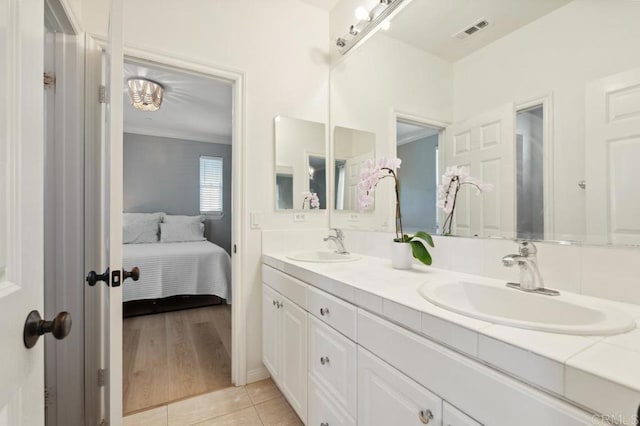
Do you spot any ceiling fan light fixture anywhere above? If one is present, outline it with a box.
[127,78,164,111]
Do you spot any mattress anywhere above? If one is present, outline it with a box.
[122,241,231,303]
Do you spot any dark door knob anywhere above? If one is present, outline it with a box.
[123,267,140,281]
[23,310,72,349]
[86,268,109,286]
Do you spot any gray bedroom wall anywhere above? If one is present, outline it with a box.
[397,134,439,234]
[123,133,232,254]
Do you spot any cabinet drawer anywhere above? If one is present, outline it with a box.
[309,286,357,340]
[309,316,357,417]
[262,265,308,309]
[358,346,443,426]
[308,375,356,426]
[443,402,482,426]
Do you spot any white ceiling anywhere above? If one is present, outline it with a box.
[298,0,340,11]
[123,61,233,144]
[385,0,572,62]
[397,121,440,146]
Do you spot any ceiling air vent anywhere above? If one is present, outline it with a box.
[453,18,490,40]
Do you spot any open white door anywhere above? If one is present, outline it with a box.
[586,68,640,245]
[84,0,125,424]
[444,103,515,238]
[0,0,55,424]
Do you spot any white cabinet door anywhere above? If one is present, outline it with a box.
[586,67,640,245]
[444,103,515,238]
[443,401,482,426]
[358,347,442,426]
[308,316,357,417]
[262,284,281,382]
[280,297,308,422]
[308,375,356,426]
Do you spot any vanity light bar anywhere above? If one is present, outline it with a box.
[336,0,410,55]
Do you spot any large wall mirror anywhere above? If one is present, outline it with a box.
[274,116,327,210]
[329,0,640,246]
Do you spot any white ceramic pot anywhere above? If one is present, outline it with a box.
[391,241,413,270]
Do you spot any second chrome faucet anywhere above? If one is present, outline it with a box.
[502,241,559,296]
[324,228,348,254]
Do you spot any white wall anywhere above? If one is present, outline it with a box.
[83,0,331,381]
[453,0,640,241]
[330,33,453,230]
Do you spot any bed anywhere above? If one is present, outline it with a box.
[122,240,232,304]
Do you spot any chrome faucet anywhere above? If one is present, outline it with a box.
[502,241,559,296]
[324,228,348,254]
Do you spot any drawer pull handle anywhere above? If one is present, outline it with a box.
[320,307,330,316]
[419,409,433,424]
[321,423,329,426]
[320,356,330,365]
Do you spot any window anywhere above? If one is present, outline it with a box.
[200,156,224,216]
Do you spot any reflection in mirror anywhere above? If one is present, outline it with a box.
[274,116,327,210]
[516,105,544,240]
[396,120,441,235]
[330,0,640,246]
[333,126,375,211]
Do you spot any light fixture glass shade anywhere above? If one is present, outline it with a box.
[127,78,164,111]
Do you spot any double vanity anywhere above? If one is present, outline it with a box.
[262,238,640,426]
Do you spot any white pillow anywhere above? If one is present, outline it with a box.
[123,212,164,225]
[160,222,205,243]
[163,214,205,224]
[123,219,160,244]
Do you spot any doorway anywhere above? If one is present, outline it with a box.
[121,59,234,415]
[395,118,443,235]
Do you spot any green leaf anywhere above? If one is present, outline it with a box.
[412,231,435,247]
[410,240,432,266]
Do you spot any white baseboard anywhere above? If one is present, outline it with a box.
[246,365,270,384]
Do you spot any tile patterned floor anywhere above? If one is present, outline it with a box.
[123,379,303,426]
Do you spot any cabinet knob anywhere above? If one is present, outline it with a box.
[320,307,330,316]
[321,423,329,426]
[418,409,434,424]
[320,356,330,365]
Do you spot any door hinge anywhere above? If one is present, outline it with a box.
[44,387,53,408]
[44,72,55,90]
[98,85,106,103]
[97,368,106,386]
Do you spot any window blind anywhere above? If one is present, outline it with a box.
[200,156,223,214]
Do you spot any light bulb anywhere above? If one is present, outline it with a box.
[355,6,370,21]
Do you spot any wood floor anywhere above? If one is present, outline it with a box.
[123,305,232,415]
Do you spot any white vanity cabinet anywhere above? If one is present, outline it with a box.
[262,282,308,422]
[261,264,594,426]
[358,347,443,426]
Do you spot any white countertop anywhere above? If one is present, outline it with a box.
[263,251,640,423]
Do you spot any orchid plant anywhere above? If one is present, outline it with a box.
[358,158,435,266]
[302,191,320,210]
[438,166,494,235]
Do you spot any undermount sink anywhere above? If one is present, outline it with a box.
[419,280,636,336]
[287,250,361,263]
